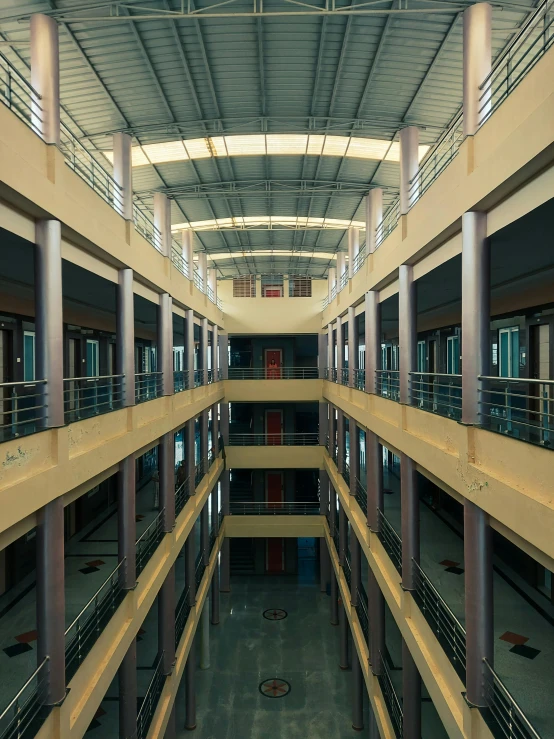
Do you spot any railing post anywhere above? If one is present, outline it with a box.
[399,264,416,405]
[400,453,419,591]
[463,2,492,135]
[30,14,60,144]
[117,268,135,407]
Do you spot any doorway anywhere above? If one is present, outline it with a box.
[265,409,283,445]
[265,348,282,379]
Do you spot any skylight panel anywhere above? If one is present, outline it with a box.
[306,136,325,155]
[384,143,430,162]
[183,138,212,159]
[322,137,349,157]
[223,135,266,156]
[142,141,188,164]
[346,137,391,160]
[266,135,308,155]
[209,137,228,156]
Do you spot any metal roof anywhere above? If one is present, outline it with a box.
[0,0,535,276]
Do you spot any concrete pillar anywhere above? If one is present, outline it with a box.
[119,640,137,739]
[113,133,133,220]
[36,497,65,704]
[197,252,208,293]
[201,409,209,472]
[219,333,229,379]
[211,560,220,625]
[319,401,328,446]
[328,405,335,458]
[337,252,347,286]
[399,126,419,214]
[329,481,337,536]
[201,501,209,565]
[327,323,334,376]
[368,568,385,675]
[154,191,172,258]
[399,264,416,405]
[35,220,63,429]
[401,453,419,591]
[339,601,349,669]
[159,293,173,396]
[349,418,359,495]
[348,227,360,278]
[199,599,210,669]
[348,306,356,387]
[212,403,219,453]
[166,705,176,739]
[350,527,361,606]
[461,212,489,425]
[330,570,339,625]
[182,230,194,279]
[207,267,217,300]
[402,640,421,739]
[352,648,364,731]
[117,268,135,407]
[366,431,382,531]
[185,529,196,607]
[318,332,328,379]
[160,432,175,532]
[328,267,336,302]
[30,14,60,145]
[336,319,343,381]
[337,410,345,473]
[158,566,176,675]
[185,309,195,388]
[366,189,383,254]
[211,325,218,380]
[339,504,347,567]
[465,500,493,707]
[369,704,380,739]
[118,455,136,589]
[364,291,380,394]
[184,418,195,494]
[463,3,492,136]
[184,637,196,730]
[319,469,329,516]
[201,317,209,386]
[320,539,330,593]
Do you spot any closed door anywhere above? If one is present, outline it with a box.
[266,472,284,572]
[265,349,282,379]
[266,410,282,445]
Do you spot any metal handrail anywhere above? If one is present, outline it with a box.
[227,366,319,380]
[375,199,400,248]
[0,51,44,136]
[375,369,400,401]
[137,651,166,739]
[483,659,542,739]
[229,501,320,515]
[352,243,367,275]
[356,587,369,645]
[136,510,165,575]
[378,650,403,738]
[175,476,191,515]
[175,587,192,646]
[339,269,348,291]
[409,371,462,420]
[171,242,190,278]
[377,509,402,574]
[133,202,163,252]
[227,432,319,446]
[0,379,48,439]
[173,369,189,393]
[355,477,367,515]
[63,374,125,422]
[0,658,50,739]
[135,371,163,404]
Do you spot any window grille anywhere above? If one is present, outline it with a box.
[261,275,283,298]
[233,276,256,297]
[290,277,312,297]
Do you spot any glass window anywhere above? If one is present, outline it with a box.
[499,327,519,378]
[23,331,35,381]
[86,339,99,377]
[417,341,426,372]
[447,335,460,374]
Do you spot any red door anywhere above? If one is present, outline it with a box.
[266,472,284,572]
[266,410,282,445]
[265,349,282,379]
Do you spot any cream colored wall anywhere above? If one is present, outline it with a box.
[224,445,324,469]
[217,279,325,333]
[224,378,323,402]
[224,515,323,538]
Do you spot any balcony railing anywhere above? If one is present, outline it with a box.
[377,509,402,574]
[412,559,466,681]
[133,203,163,252]
[375,200,400,248]
[339,367,349,386]
[327,368,338,383]
[478,376,553,448]
[136,510,165,576]
[483,660,542,739]
[173,369,189,393]
[378,651,403,738]
[175,476,192,516]
[227,367,318,380]
[195,551,205,590]
[65,560,126,681]
[354,369,365,391]
[341,459,350,487]
[171,242,190,278]
[356,587,369,646]
[175,587,192,647]
[63,374,124,424]
[0,379,46,442]
[0,51,43,136]
[135,372,163,404]
[376,370,400,401]
[137,651,166,739]
[339,269,348,291]
[409,372,462,421]
[355,477,367,516]
[193,369,204,387]
[194,460,205,487]
[229,501,320,515]
[193,271,204,292]
[228,432,319,446]
[0,658,50,739]
[352,244,367,276]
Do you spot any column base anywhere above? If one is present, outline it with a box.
[185,724,197,731]
[352,725,364,732]
[339,664,348,671]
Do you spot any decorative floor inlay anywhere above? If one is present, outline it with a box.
[263,608,287,621]
[259,678,291,698]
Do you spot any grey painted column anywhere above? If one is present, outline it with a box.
[119,639,137,739]
[461,211,490,425]
[159,432,175,532]
[348,227,359,279]
[201,501,209,566]
[185,529,196,607]
[369,704,380,739]
[30,14,60,145]
[349,418,359,496]
[339,601,349,670]
[211,325,218,380]
[184,637,196,730]
[197,252,208,293]
[158,293,174,396]
[337,253,346,287]
[399,126,419,215]
[320,539,330,593]
[330,570,339,625]
[182,231,194,280]
[366,430,382,532]
[328,268,336,304]
[166,705,176,739]
[465,500,493,707]
[113,133,133,220]
[185,309,195,388]
[339,504,347,567]
[36,497,65,704]
[329,482,337,537]
[401,453,419,591]
[318,401,328,446]
[154,191,172,258]
[219,332,229,379]
[158,565,176,675]
[201,409,209,473]
[337,409,345,473]
[117,268,135,407]
[319,469,329,516]
[352,648,364,731]
[327,323,334,376]
[463,3,492,136]
[328,405,336,458]
[35,220,63,428]
[184,418,195,494]
[199,600,210,669]
[350,527,361,606]
[212,403,219,453]
[348,306,356,387]
[336,318,343,382]
[399,264,416,405]
[402,640,421,739]
[220,403,231,592]
[318,332,328,379]
[118,455,136,589]
[211,555,220,626]
[366,188,383,255]
[368,568,385,675]
[201,318,209,385]
[364,291,380,394]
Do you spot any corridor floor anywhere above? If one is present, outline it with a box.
[175,567,369,738]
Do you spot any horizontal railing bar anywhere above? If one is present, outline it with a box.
[136,510,165,546]
[63,374,124,382]
[64,559,126,635]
